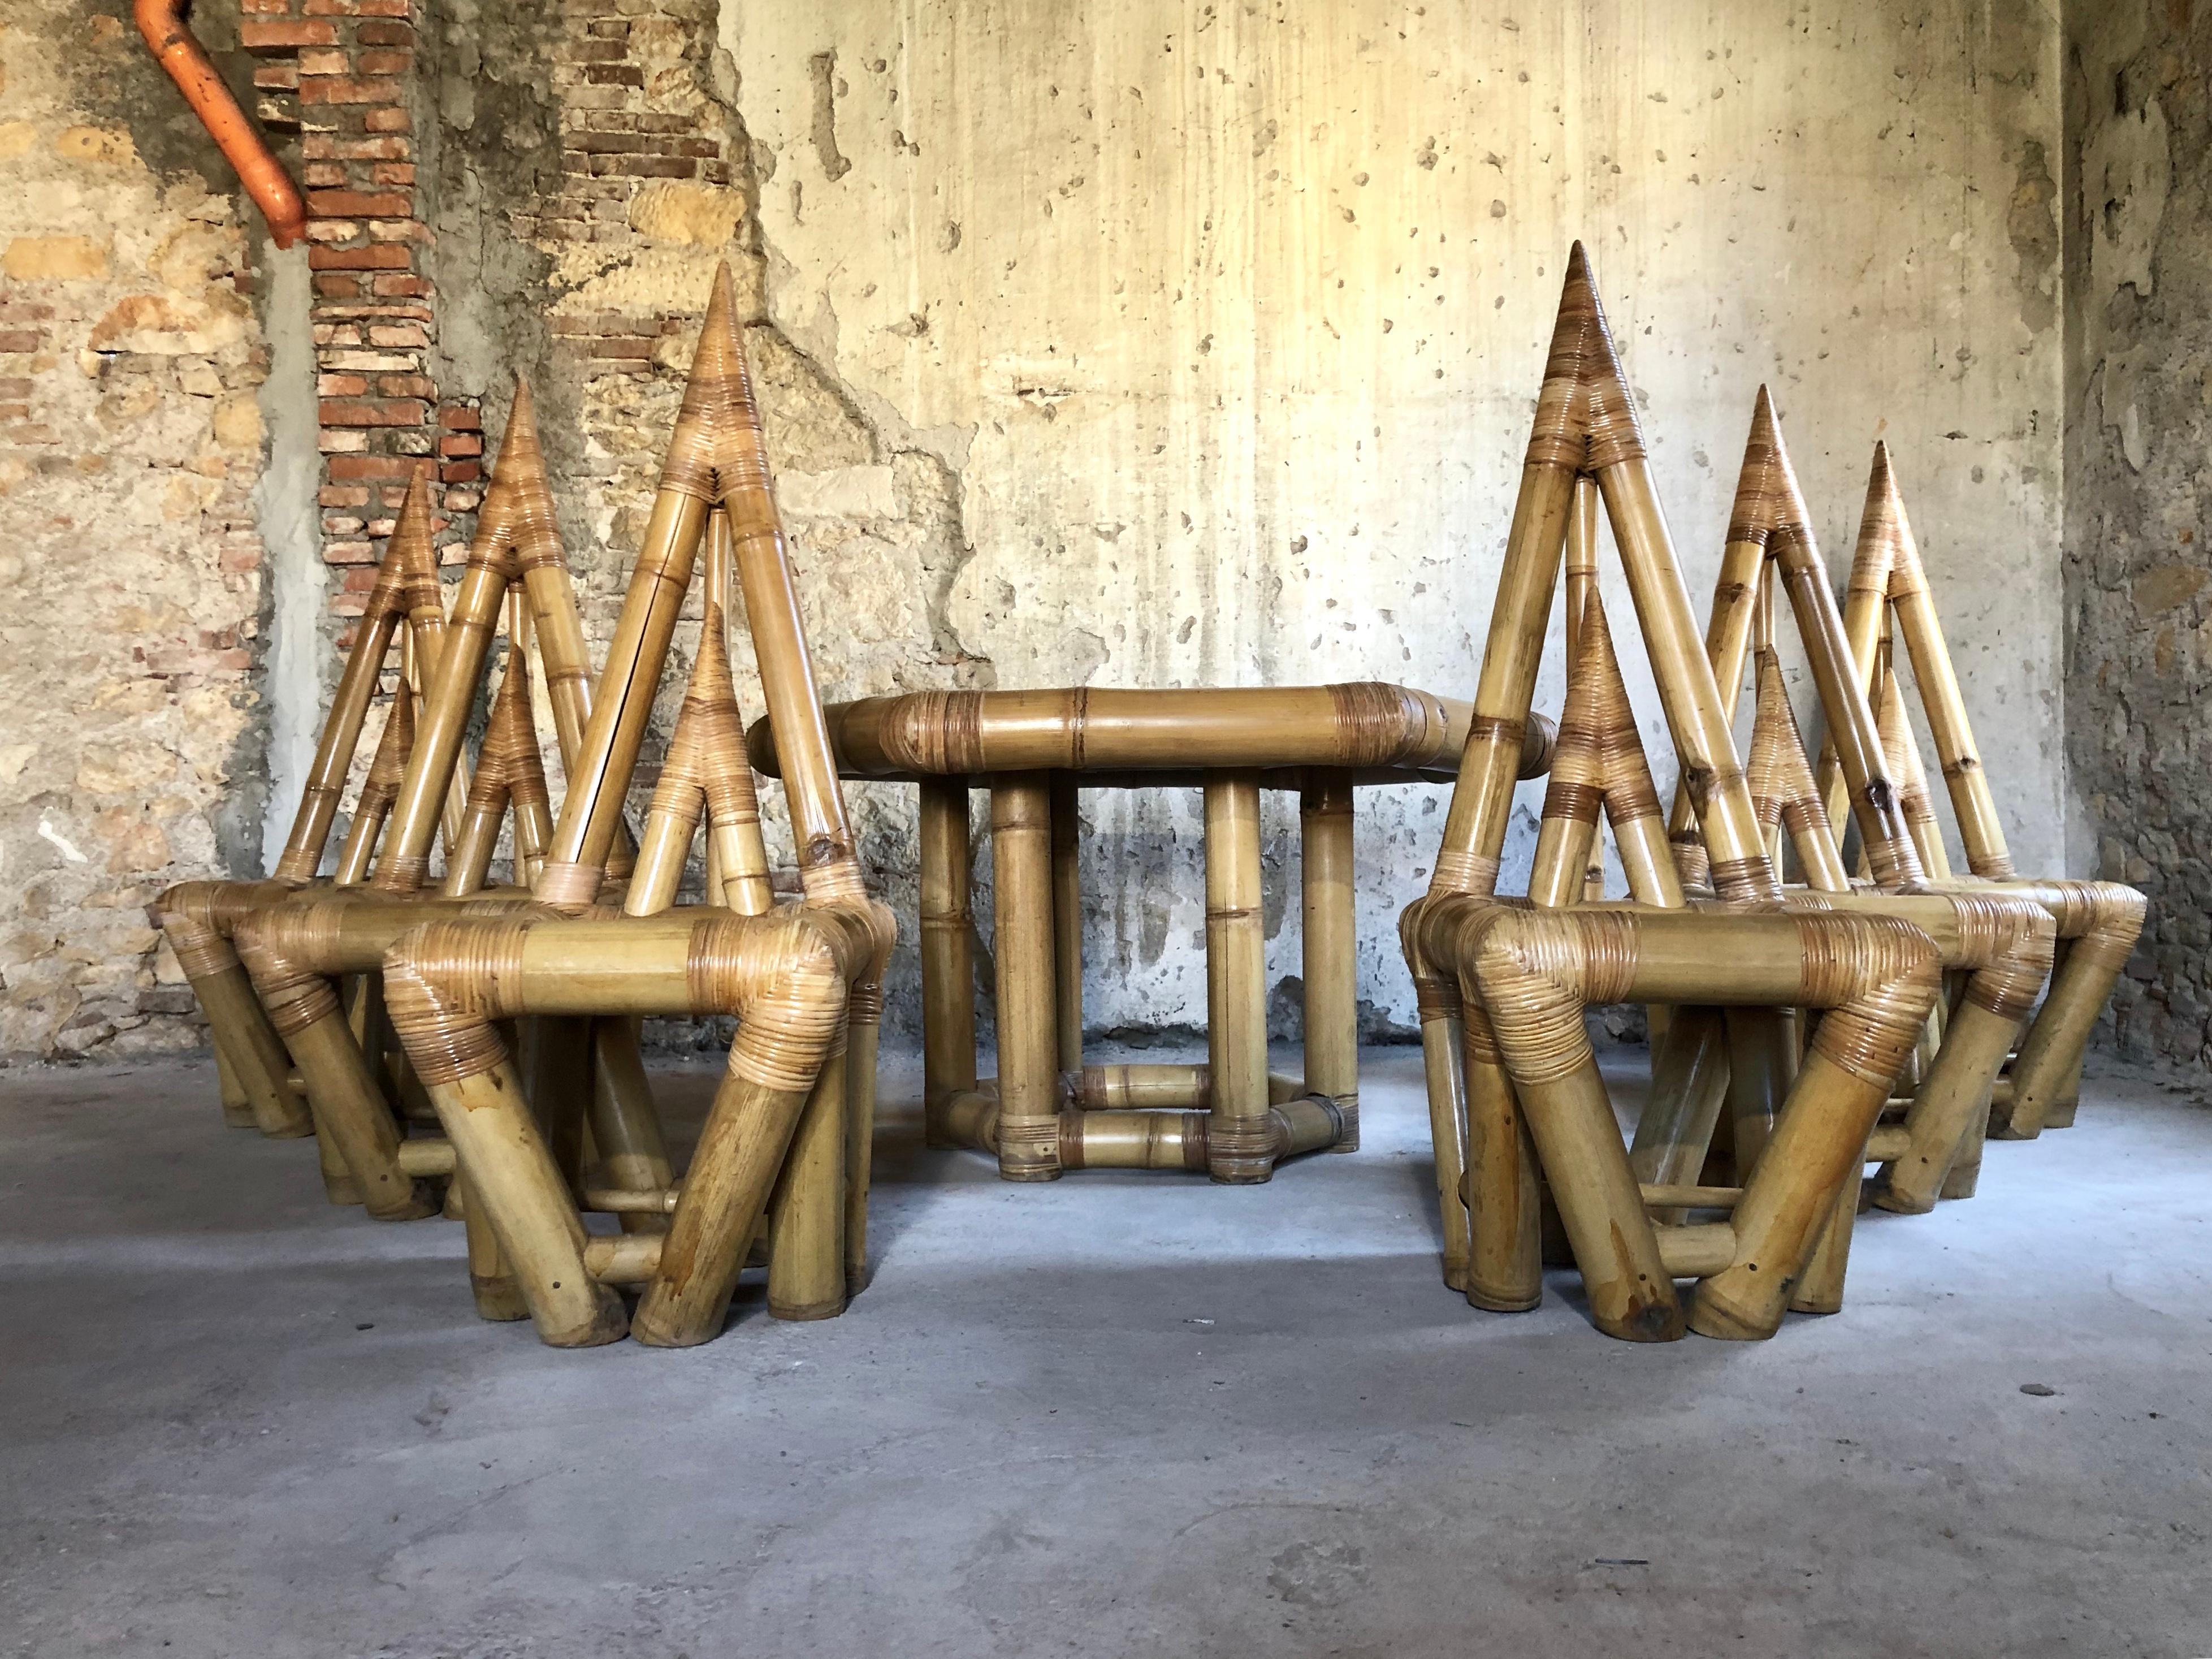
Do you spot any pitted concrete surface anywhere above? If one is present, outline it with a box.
[1,1048,2206,1656]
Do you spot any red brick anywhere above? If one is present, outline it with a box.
[296,48,350,76]
[308,244,413,270]
[588,337,656,360]
[367,323,430,347]
[219,545,262,574]
[253,63,301,90]
[364,107,410,133]
[370,273,431,298]
[437,404,481,429]
[439,460,481,485]
[240,0,291,13]
[586,65,646,87]
[371,163,417,187]
[319,485,371,508]
[240,19,339,49]
[298,76,404,106]
[307,189,412,217]
[376,374,435,398]
[320,398,427,426]
[301,162,345,187]
[357,50,414,75]
[326,455,422,481]
[313,273,362,299]
[323,538,376,563]
[317,373,369,396]
[438,433,482,457]
[0,331,43,353]
[356,21,414,46]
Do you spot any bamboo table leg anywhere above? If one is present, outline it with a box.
[991,776,1060,1180]
[1050,771,1084,1075]
[919,779,977,1148]
[1205,771,1272,1183]
[1301,772,1359,1151]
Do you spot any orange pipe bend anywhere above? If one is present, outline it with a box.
[135,0,307,249]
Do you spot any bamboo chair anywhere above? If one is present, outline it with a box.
[1399,245,1946,1341]
[747,687,1554,1183]
[1815,444,2148,1138]
[151,463,473,1148]
[379,265,894,1349]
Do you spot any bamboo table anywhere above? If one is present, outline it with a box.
[751,685,1553,1184]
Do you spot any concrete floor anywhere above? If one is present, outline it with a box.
[1,1048,2207,1657]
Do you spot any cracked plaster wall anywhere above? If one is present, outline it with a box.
[2062,1,2211,1066]
[726,0,2068,1039]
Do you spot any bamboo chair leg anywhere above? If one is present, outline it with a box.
[194,963,313,1138]
[1205,771,1273,1183]
[768,1047,850,1321]
[844,1003,881,1294]
[1790,1174,1860,1316]
[1462,1008,1542,1311]
[1510,1049,1681,1341]
[430,1059,626,1347]
[313,1106,362,1205]
[634,1070,819,1348]
[214,1040,256,1129]
[1414,983,1471,1290]
[1050,772,1084,1075]
[1628,1007,1731,1216]
[1689,1048,1894,1342]
[588,1019,673,1234]
[1942,1107,1987,1200]
[1872,1000,2018,1213]
[1301,772,1360,1151]
[455,1165,529,1321]
[919,779,977,1148]
[520,1015,594,1198]
[2007,936,2128,1135]
[990,776,1060,1180]
[281,1009,439,1220]
[1722,1008,1797,1181]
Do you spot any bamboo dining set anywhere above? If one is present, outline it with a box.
[153,247,2143,1351]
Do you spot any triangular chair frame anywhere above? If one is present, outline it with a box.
[379,266,894,1349]
[1401,247,1946,1342]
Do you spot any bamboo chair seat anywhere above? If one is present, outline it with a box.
[749,687,1555,1185]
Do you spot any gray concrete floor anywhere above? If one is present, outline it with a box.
[0,1048,2207,1657]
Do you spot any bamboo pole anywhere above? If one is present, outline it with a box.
[919,779,976,1147]
[1461,996,1542,1311]
[767,1047,849,1320]
[269,490,421,883]
[1050,772,1084,1074]
[1205,771,1273,1183]
[1855,442,2016,876]
[313,1107,360,1204]
[990,776,1060,1180]
[332,662,414,886]
[213,1040,254,1129]
[1300,772,1359,1152]
[1877,664,1952,882]
[456,1167,529,1321]
[757,684,1551,788]
[1745,645,1851,892]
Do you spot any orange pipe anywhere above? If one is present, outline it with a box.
[136,0,307,249]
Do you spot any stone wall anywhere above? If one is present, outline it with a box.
[5,0,2155,1065]
[2063,3,2211,1066]
[0,1,271,1059]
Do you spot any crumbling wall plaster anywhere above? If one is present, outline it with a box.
[728,0,2067,1036]
[0,1,274,1061]
[2062,3,2211,1066]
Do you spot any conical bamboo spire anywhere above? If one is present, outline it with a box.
[332,675,416,885]
[1745,646,1849,891]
